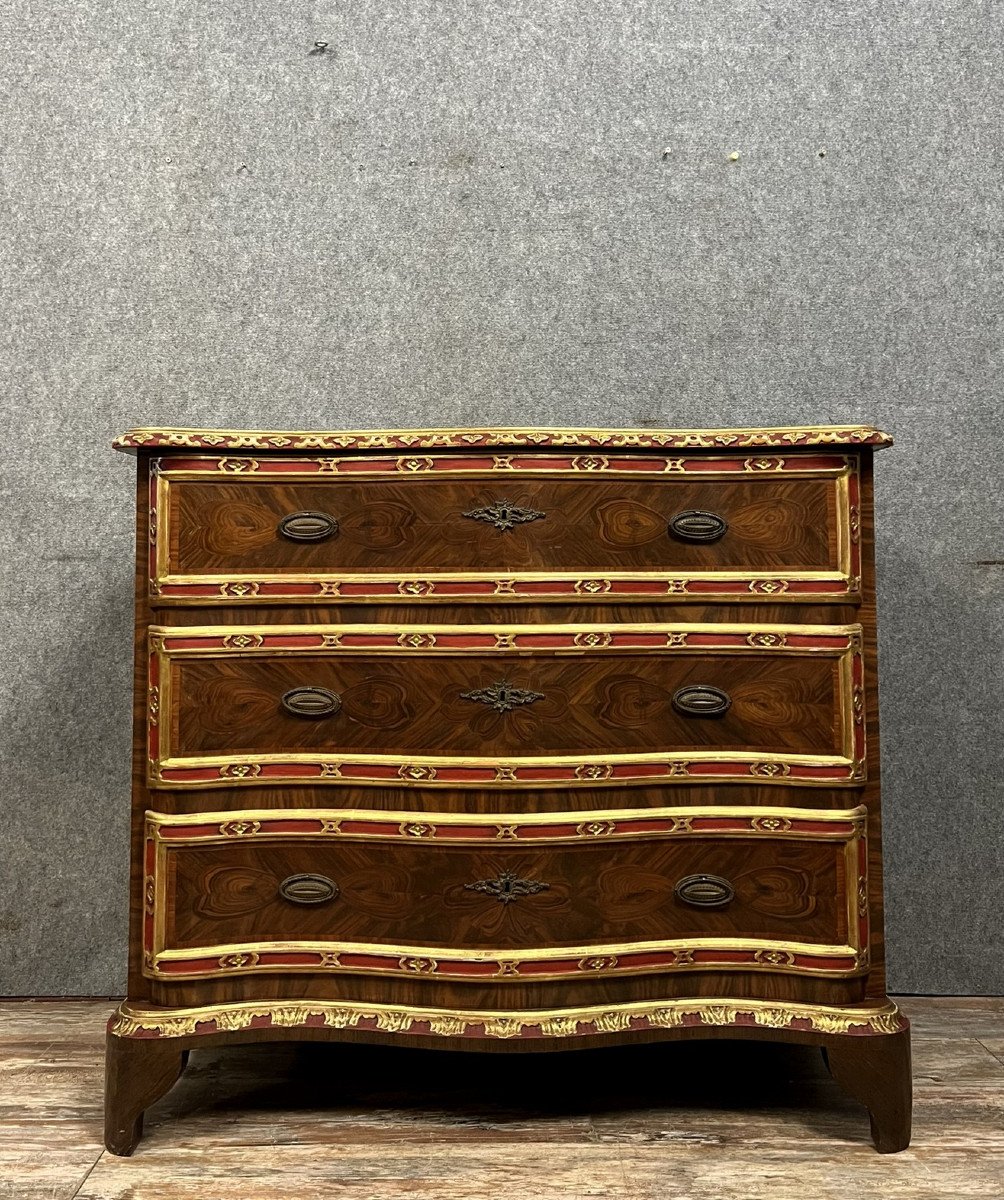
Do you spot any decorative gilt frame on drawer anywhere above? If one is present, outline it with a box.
[142,804,870,983]
[146,452,862,602]
[146,623,867,789]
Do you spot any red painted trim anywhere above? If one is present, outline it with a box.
[852,650,866,767]
[687,578,843,596]
[142,836,156,958]
[154,943,860,980]
[153,452,853,476]
[159,823,223,839]
[146,652,159,763]
[157,758,859,786]
[148,466,158,591]
[154,812,860,843]
[857,833,871,952]
[154,576,855,601]
[848,458,863,587]
[157,629,857,654]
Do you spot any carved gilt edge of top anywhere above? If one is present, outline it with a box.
[112,425,894,453]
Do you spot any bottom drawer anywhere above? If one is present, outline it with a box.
[144,805,869,984]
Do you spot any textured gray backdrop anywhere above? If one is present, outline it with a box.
[0,1,1001,995]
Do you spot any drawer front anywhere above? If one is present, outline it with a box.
[149,452,862,602]
[143,805,869,982]
[148,624,866,789]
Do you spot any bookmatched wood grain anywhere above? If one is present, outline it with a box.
[164,834,849,952]
[170,475,839,576]
[170,649,844,758]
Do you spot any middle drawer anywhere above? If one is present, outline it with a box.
[148,624,866,789]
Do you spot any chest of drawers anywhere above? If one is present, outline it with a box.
[105,425,911,1154]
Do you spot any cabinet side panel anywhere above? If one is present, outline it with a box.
[127,457,153,999]
[857,450,888,999]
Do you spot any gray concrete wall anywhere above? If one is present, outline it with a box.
[1,1,1001,995]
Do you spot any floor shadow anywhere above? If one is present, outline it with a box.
[153,1036,864,1141]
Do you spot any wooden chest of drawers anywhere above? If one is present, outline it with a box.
[106,425,911,1154]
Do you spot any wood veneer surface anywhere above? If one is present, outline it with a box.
[170,475,838,574]
[165,834,849,950]
[171,649,844,757]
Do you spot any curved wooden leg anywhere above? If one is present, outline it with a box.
[824,1029,912,1153]
[105,1032,188,1156]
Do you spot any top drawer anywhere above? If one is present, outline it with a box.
[148,452,863,604]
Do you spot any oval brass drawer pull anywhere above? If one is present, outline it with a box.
[668,509,728,543]
[278,510,339,542]
[671,684,731,717]
[675,874,735,908]
[280,686,342,718]
[278,873,340,905]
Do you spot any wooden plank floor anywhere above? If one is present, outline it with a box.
[1,998,1002,1199]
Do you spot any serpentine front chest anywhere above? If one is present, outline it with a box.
[105,424,911,1154]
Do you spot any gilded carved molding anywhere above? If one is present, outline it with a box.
[147,802,868,843]
[108,997,907,1042]
[114,425,894,453]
